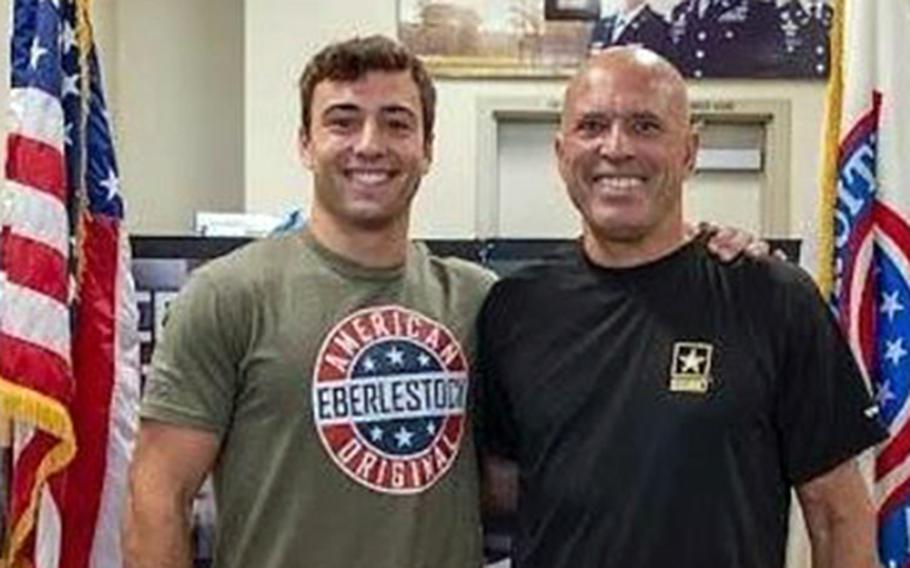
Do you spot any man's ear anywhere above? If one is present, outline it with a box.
[554,131,567,179]
[684,129,700,175]
[298,127,313,170]
[421,131,434,175]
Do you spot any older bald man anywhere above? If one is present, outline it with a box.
[477,47,884,568]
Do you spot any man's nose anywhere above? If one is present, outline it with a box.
[354,119,385,157]
[599,123,632,160]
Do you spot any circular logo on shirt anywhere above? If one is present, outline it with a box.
[312,305,469,494]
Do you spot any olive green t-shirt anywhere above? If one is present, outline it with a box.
[142,230,496,568]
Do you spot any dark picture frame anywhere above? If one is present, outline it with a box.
[543,0,601,21]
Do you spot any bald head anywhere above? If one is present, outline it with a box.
[554,45,699,265]
[563,47,690,130]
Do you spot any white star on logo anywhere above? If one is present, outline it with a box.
[393,426,414,448]
[361,357,376,373]
[884,337,908,366]
[99,169,120,200]
[680,349,705,373]
[29,37,48,70]
[369,426,384,442]
[881,290,905,322]
[62,73,79,99]
[386,347,405,367]
[426,421,436,436]
[418,353,431,367]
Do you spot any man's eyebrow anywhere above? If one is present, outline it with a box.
[627,111,663,122]
[574,110,663,122]
[320,103,417,118]
[322,103,361,115]
[380,104,418,118]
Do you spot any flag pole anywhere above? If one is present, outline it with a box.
[0,412,10,568]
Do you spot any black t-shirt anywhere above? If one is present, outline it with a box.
[477,240,886,568]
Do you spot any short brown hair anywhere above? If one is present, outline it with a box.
[298,35,436,144]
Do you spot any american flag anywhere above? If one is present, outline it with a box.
[0,0,140,566]
[814,0,910,565]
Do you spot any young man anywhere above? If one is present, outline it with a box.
[124,36,494,568]
[478,47,886,568]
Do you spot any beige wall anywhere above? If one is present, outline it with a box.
[1,0,244,235]
[114,0,244,234]
[243,0,827,240]
[1,1,827,240]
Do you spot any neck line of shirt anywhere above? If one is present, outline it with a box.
[298,227,411,282]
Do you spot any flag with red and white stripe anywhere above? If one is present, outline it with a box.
[0,0,140,566]
[814,0,910,565]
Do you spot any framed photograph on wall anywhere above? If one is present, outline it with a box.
[398,0,833,79]
[397,0,593,77]
[544,0,601,20]
[585,0,832,78]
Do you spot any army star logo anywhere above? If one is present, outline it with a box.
[669,341,714,394]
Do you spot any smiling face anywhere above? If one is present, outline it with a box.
[555,49,698,251]
[300,70,432,233]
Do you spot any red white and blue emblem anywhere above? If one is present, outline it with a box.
[312,305,469,494]
[830,93,910,565]
[822,2,910,564]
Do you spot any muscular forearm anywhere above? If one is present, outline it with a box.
[807,513,877,568]
[123,489,195,568]
[799,458,880,568]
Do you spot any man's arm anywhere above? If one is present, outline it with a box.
[796,458,878,568]
[480,454,519,516]
[124,419,219,568]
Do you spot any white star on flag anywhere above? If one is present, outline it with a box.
[884,337,908,367]
[99,169,120,200]
[62,73,79,99]
[877,380,897,405]
[29,36,48,69]
[881,290,905,322]
[61,20,77,54]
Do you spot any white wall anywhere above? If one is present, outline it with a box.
[114,0,244,235]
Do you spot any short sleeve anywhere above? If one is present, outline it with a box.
[775,268,887,485]
[141,269,249,437]
[474,283,521,461]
